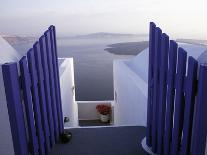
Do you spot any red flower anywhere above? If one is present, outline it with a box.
[96,104,111,115]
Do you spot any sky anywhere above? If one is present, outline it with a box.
[0,0,207,39]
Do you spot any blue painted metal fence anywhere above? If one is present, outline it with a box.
[146,22,207,155]
[2,26,64,155]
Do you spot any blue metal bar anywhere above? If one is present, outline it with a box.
[49,26,64,134]
[52,26,64,133]
[27,49,45,155]
[164,40,178,155]
[171,48,187,155]
[157,33,169,155]
[33,42,51,153]
[151,27,162,153]
[52,25,64,133]
[39,35,55,147]
[146,22,156,147]
[19,57,39,155]
[181,56,198,155]
[2,63,29,155]
[191,65,207,155]
[44,30,59,141]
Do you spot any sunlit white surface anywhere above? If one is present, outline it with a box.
[59,58,78,127]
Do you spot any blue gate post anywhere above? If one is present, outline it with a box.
[2,63,29,155]
[146,22,156,147]
[181,57,198,155]
[39,35,55,147]
[49,26,64,134]
[44,30,59,142]
[191,65,207,155]
[52,26,64,133]
[19,57,39,155]
[171,48,187,155]
[164,40,178,155]
[27,49,45,155]
[33,42,51,153]
[151,27,162,153]
[157,33,169,155]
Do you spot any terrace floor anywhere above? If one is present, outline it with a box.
[50,126,147,155]
[79,119,111,126]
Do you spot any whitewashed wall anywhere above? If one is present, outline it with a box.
[113,59,148,126]
[0,37,21,155]
[59,58,78,127]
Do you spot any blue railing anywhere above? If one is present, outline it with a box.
[147,22,207,155]
[2,26,64,155]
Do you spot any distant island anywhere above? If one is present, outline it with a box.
[2,33,207,56]
[105,41,149,55]
[59,32,148,39]
[1,32,147,45]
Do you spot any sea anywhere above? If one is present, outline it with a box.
[12,36,147,101]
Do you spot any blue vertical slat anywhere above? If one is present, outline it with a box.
[44,30,59,141]
[52,25,64,133]
[2,63,29,155]
[33,42,51,153]
[191,65,207,155]
[146,22,156,147]
[151,27,162,153]
[51,25,64,133]
[181,56,198,155]
[171,48,187,155]
[163,40,178,155]
[19,57,39,155]
[157,33,169,155]
[49,26,64,134]
[39,35,55,147]
[27,49,45,155]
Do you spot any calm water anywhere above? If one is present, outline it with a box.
[13,37,147,101]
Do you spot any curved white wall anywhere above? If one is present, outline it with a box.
[113,59,148,127]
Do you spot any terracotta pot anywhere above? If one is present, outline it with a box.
[100,114,110,123]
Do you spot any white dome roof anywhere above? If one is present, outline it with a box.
[126,43,207,83]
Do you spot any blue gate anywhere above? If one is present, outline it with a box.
[146,22,207,155]
[2,26,64,155]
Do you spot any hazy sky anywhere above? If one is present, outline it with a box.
[0,0,207,39]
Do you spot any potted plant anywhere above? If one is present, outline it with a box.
[96,104,111,123]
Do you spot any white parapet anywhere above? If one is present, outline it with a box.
[59,58,78,128]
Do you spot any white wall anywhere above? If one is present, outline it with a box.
[0,36,21,155]
[113,59,148,127]
[59,58,78,127]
